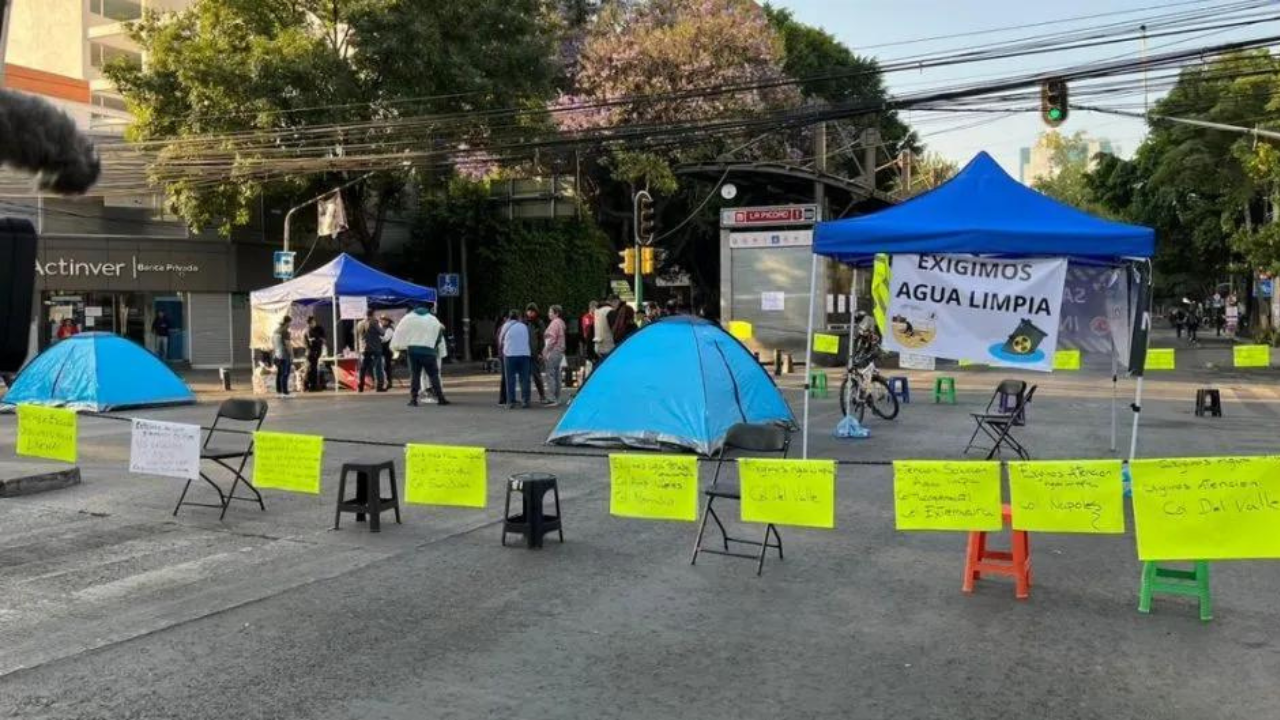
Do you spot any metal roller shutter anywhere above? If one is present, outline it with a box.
[189,293,232,368]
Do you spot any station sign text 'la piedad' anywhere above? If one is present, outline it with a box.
[720,204,817,228]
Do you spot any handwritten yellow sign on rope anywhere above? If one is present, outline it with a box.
[253,431,323,495]
[1008,460,1124,533]
[610,454,698,521]
[406,444,487,507]
[1131,456,1280,560]
[813,333,840,354]
[1146,348,1175,370]
[1233,344,1270,368]
[1052,350,1081,370]
[739,458,835,529]
[893,461,1002,531]
[16,405,77,464]
[728,321,753,341]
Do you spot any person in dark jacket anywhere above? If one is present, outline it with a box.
[356,309,386,392]
[525,303,549,404]
[611,301,637,346]
[304,315,327,391]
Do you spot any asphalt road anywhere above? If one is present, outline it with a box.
[1,340,1279,719]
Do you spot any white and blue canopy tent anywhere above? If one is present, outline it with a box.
[803,151,1156,457]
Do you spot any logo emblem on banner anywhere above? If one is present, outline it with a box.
[885,254,1068,372]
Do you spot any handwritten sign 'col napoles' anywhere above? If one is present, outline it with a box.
[610,454,698,522]
[738,458,835,529]
[16,405,77,464]
[1131,456,1280,561]
[129,419,201,480]
[1008,460,1124,533]
[893,460,1002,531]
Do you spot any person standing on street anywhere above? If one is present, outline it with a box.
[594,295,617,360]
[495,312,513,406]
[500,309,532,408]
[151,310,171,360]
[356,308,387,392]
[612,297,637,346]
[526,303,549,404]
[379,315,395,388]
[304,315,327,391]
[271,315,293,398]
[391,303,450,407]
[1186,303,1201,344]
[580,301,597,363]
[544,305,567,405]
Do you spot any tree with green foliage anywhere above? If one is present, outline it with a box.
[1086,50,1280,298]
[107,0,560,262]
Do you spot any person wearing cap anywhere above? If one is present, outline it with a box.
[379,315,395,387]
[390,302,450,407]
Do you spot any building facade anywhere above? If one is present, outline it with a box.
[1019,134,1117,186]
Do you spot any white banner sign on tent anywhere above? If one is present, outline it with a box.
[129,419,201,480]
[339,295,368,320]
[884,254,1068,372]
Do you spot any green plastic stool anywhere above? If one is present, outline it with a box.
[808,370,828,399]
[933,376,956,404]
[1138,561,1212,622]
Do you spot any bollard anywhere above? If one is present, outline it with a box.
[773,348,783,376]
[783,352,794,374]
[218,367,231,391]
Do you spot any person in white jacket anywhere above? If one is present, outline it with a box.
[390,303,450,407]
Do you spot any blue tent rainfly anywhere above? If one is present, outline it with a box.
[813,151,1155,263]
[548,316,796,456]
[3,333,195,412]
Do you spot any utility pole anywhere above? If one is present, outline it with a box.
[813,122,827,221]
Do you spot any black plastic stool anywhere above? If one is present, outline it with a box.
[1195,389,1223,417]
[502,472,564,548]
[335,459,400,532]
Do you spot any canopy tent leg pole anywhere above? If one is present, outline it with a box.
[848,268,858,347]
[801,254,820,459]
[1127,376,1144,460]
[331,294,339,394]
[1110,344,1118,453]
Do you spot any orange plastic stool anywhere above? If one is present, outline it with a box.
[962,504,1032,599]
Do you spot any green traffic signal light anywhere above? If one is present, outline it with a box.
[1048,107,1063,121]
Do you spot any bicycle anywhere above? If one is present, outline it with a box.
[838,315,900,423]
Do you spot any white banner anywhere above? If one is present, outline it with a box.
[339,295,368,320]
[885,254,1068,372]
[129,419,201,480]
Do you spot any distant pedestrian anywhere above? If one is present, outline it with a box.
[271,315,293,398]
[379,315,395,387]
[390,303,450,407]
[1186,304,1201,344]
[56,318,77,340]
[594,295,617,359]
[496,312,513,406]
[526,303,549,404]
[544,305,567,405]
[1170,307,1185,338]
[356,308,386,392]
[580,301,598,362]
[151,310,171,359]
[612,298,637,346]
[500,309,532,408]
[644,302,661,325]
[304,315,326,391]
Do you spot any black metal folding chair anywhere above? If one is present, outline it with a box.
[691,423,791,576]
[964,379,1027,453]
[964,385,1036,460]
[174,398,269,520]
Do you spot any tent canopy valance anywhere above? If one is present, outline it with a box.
[812,152,1155,264]
[249,253,436,308]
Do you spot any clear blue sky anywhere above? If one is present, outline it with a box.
[772,0,1273,175]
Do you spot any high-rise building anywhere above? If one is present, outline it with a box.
[1019,133,1118,186]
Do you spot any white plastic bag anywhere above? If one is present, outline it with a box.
[834,414,870,439]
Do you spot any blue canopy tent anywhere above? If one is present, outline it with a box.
[805,151,1155,457]
[548,316,796,456]
[2,333,195,411]
[249,253,437,356]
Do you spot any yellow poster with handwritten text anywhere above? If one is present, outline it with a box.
[728,321,753,341]
[252,431,323,495]
[1146,348,1175,370]
[893,461,1002,531]
[1131,456,1280,560]
[610,454,698,521]
[1233,344,1270,368]
[739,458,835,529]
[1052,350,1081,370]
[813,334,840,354]
[405,444,487,507]
[1008,460,1124,533]
[16,405,77,464]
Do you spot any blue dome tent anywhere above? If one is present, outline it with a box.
[548,316,796,456]
[2,333,195,411]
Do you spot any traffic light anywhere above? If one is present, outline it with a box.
[618,247,635,275]
[634,190,655,242]
[1041,78,1068,127]
[640,246,656,275]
